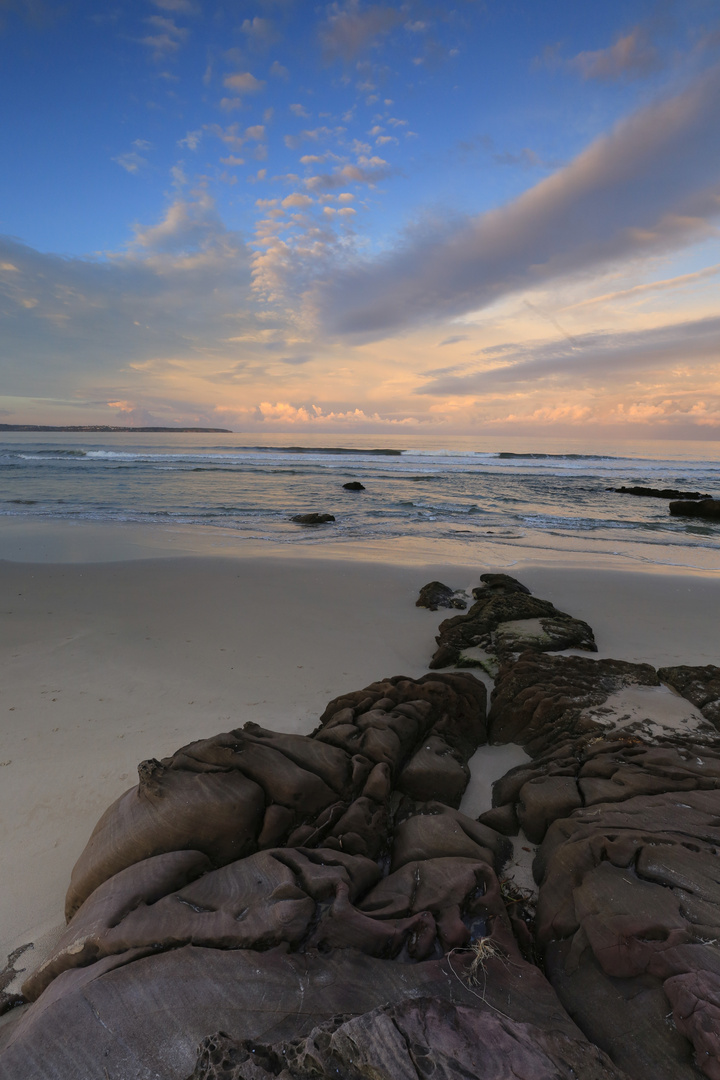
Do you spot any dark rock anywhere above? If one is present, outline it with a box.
[291,513,336,524]
[669,499,720,519]
[416,580,467,611]
[488,653,659,754]
[659,664,720,727]
[535,790,720,1080]
[188,996,627,1080]
[474,573,532,596]
[429,575,596,668]
[429,642,463,669]
[477,802,520,836]
[342,481,365,490]
[11,569,720,1080]
[64,674,486,920]
[492,615,596,657]
[612,486,713,500]
[490,736,720,844]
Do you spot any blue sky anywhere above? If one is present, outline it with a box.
[1,0,719,436]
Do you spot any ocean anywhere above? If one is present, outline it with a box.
[1,431,719,570]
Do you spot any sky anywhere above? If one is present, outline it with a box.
[1,0,719,438]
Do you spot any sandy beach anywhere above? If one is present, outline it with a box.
[2,523,719,990]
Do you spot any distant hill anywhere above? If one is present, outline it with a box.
[0,425,232,433]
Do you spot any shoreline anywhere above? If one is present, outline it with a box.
[1,515,720,573]
[1,523,719,999]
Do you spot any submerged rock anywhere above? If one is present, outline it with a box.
[342,481,365,491]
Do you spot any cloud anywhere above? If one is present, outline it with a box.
[204,122,245,150]
[438,335,469,346]
[241,16,274,44]
[416,315,720,395]
[492,147,563,169]
[139,15,188,58]
[316,65,720,336]
[223,71,266,93]
[178,129,202,150]
[284,125,345,150]
[562,263,720,311]
[282,193,314,208]
[254,401,389,426]
[320,1,402,61]
[0,195,255,398]
[290,103,310,117]
[569,26,661,82]
[113,149,150,174]
[270,60,289,79]
[0,0,60,29]
[305,156,392,190]
[151,0,197,13]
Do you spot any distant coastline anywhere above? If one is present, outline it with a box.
[0,424,233,433]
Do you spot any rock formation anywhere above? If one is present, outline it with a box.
[427,572,596,668]
[290,513,336,524]
[612,486,713,500]
[670,499,720,520]
[416,580,468,611]
[2,575,720,1080]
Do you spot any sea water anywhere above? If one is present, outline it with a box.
[1,431,719,568]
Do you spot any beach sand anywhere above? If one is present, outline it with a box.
[1,523,719,995]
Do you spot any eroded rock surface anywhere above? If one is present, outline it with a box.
[429,573,596,668]
[4,575,720,1080]
[189,997,626,1080]
[416,580,467,611]
[659,665,720,728]
[475,645,720,1080]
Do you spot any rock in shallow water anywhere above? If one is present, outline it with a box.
[669,499,720,519]
[290,513,336,524]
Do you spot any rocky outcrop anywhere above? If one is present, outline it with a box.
[0,664,630,1080]
[537,791,720,1079]
[64,672,487,919]
[4,576,720,1080]
[474,648,720,1080]
[670,499,720,519]
[429,573,596,668]
[342,481,365,490]
[189,997,626,1080]
[659,665,720,727]
[612,486,713,500]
